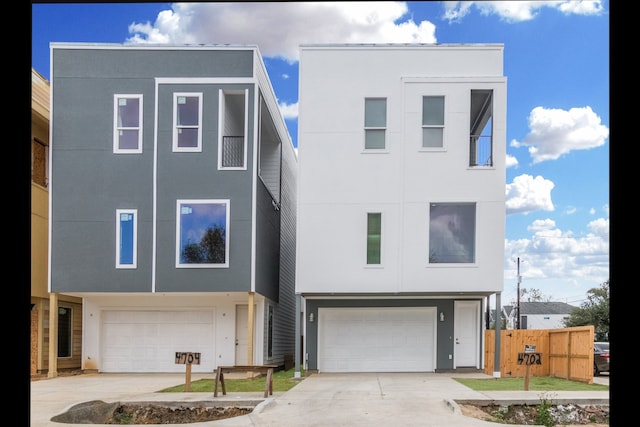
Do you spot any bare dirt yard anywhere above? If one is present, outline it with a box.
[458,402,609,426]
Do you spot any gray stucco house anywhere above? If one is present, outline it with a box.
[49,43,297,373]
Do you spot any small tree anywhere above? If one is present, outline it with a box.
[563,279,609,341]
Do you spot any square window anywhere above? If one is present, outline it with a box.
[176,199,230,267]
[429,203,475,263]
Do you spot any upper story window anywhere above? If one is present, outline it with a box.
[366,212,382,265]
[176,199,230,268]
[364,98,386,150]
[429,202,475,264]
[116,209,137,269]
[469,89,493,167]
[173,93,203,152]
[113,95,143,153]
[422,96,445,148]
[219,90,247,169]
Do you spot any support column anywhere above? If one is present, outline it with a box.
[247,292,255,365]
[48,293,58,378]
[494,292,502,378]
[294,294,301,378]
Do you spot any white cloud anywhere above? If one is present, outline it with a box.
[126,2,437,63]
[279,101,299,120]
[503,214,609,302]
[505,174,554,215]
[505,154,519,168]
[565,206,577,215]
[510,106,609,164]
[443,1,604,23]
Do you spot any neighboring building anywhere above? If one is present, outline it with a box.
[31,67,83,376]
[296,44,507,373]
[503,302,577,330]
[49,44,297,373]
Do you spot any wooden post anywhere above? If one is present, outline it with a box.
[185,363,192,392]
[524,364,530,391]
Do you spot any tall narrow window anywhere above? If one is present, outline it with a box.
[422,96,445,148]
[176,199,230,268]
[470,89,493,166]
[58,306,72,358]
[173,93,203,152]
[429,203,475,263]
[367,212,382,265]
[219,90,247,169]
[116,209,137,268]
[364,98,386,150]
[113,94,143,153]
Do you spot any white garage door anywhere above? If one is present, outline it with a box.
[318,307,436,372]
[101,310,215,373]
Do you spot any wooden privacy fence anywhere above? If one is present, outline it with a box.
[484,325,595,383]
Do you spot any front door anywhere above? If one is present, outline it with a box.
[454,301,480,368]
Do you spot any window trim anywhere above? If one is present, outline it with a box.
[113,94,143,154]
[420,95,445,151]
[176,199,230,268]
[363,97,387,151]
[116,209,138,269]
[173,92,203,152]
[366,212,382,266]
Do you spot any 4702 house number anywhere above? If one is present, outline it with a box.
[517,352,542,365]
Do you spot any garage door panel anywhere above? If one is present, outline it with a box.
[318,307,435,373]
[102,310,215,373]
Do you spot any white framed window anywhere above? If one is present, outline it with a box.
[429,202,475,264]
[113,94,143,153]
[173,93,203,152]
[364,98,387,150]
[366,212,382,265]
[422,96,445,148]
[116,209,137,268]
[218,89,247,169]
[176,199,230,268]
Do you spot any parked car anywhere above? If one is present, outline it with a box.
[593,342,609,376]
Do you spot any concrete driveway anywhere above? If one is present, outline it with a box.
[30,371,609,427]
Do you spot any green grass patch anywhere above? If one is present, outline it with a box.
[160,368,305,393]
[454,376,609,391]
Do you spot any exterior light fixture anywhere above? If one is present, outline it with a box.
[440,312,445,322]
[309,313,314,323]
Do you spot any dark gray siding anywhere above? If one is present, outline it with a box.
[254,181,280,301]
[153,83,254,292]
[50,75,155,292]
[50,46,258,293]
[269,138,298,366]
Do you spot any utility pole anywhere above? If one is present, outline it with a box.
[516,257,521,330]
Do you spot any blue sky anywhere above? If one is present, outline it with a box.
[32,2,609,307]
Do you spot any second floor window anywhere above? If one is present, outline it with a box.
[367,212,382,265]
[113,95,143,153]
[429,202,475,264]
[116,209,137,269]
[173,93,203,152]
[364,98,386,150]
[422,96,444,148]
[176,199,230,268]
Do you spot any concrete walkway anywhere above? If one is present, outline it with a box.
[30,372,609,427]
